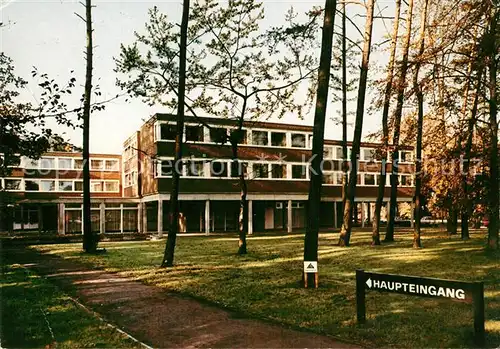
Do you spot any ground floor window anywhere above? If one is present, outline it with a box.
[123,209,138,232]
[13,206,39,230]
[105,210,120,233]
[91,210,100,232]
[65,210,82,234]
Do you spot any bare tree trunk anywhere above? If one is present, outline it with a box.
[161,0,190,267]
[338,0,375,247]
[82,0,97,253]
[461,68,483,241]
[233,115,248,255]
[447,207,458,235]
[341,1,348,208]
[303,0,337,287]
[385,0,414,243]
[373,0,401,246]
[234,143,248,255]
[412,0,429,249]
[487,6,499,250]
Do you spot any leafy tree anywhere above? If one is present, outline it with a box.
[385,0,415,243]
[485,0,499,250]
[0,53,85,233]
[161,0,190,268]
[338,0,376,247]
[329,4,360,208]
[303,0,337,288]
[372,0,402,246]
[0,53,79,177]
[77,0,99,253]
[412,0,430,248]
[116,0,317,257]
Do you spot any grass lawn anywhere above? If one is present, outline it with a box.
[0,259,142,348]
[35,229,500,348]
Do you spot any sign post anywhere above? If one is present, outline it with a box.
[356,269,485,346]
[304,261,318,288]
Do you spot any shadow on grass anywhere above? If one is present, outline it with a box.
[0,263,141,348]
[26,229,500,348]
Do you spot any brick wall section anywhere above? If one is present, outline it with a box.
[138,117,158,196]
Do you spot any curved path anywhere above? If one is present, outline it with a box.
[5,247,359,349]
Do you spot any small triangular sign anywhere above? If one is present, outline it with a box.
[307,263,315,269]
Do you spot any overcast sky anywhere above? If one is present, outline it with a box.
[1,0,396,154]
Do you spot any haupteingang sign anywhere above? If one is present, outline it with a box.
[364,276,467,300]
[355,270,485,345]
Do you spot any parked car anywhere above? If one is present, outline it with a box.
[421,216,438,227]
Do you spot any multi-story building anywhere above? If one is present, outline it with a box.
[127,114,415,234]
[0,152,139,234]
[0,113,415,235]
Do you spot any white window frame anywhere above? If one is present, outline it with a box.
[184,124,205,143]
[399,174,414,187]
[363,173,378,186]
[290,133,307,149]
[39,157,57,170]
[322,171,336,186]
[58,180,74,192]
[4,178,24,191]
[58,157,73,170]
[400,150,414,163]
[270,131,287,147]
[361,148,377,162]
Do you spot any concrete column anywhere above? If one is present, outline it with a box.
[137,203,143,233]
[366,202,371,225]
[100,202,105,235]
[20,205,24,231]
[286,132,291,147]
[80,206,84,235]
[287,200,293,233]
[120,204,124,234]
[334,202,338,228]
[386,200,390,223]
[248,200,253,235]
[204,200,210,235]
[38,205,43,234]
[158,200,163,237]
[142,202,147,233]
[58,203,65,234]
[361,202,365,228]
[203,126,210,142]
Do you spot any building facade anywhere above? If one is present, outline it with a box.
[129,114,415,234]
[0,113,415,235]
[0,152,139,234]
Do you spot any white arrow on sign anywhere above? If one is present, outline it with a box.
[366,278,372,288]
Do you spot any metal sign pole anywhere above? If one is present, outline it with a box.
[473,282,485,346]
[356,269,366,324]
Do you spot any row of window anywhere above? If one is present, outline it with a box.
[155,160,414,187]
[64,206,138,234]
[155,122,414,162]
[157,122,314,149]
[1,178,120,192]
[124,171,138,187]
[123,139,138,161]
[327,147,414,163]
[322,172,414,187]
[18,157,120,171]
[276,202,305,209]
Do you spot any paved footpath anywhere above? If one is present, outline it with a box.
[5,247,359,349]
